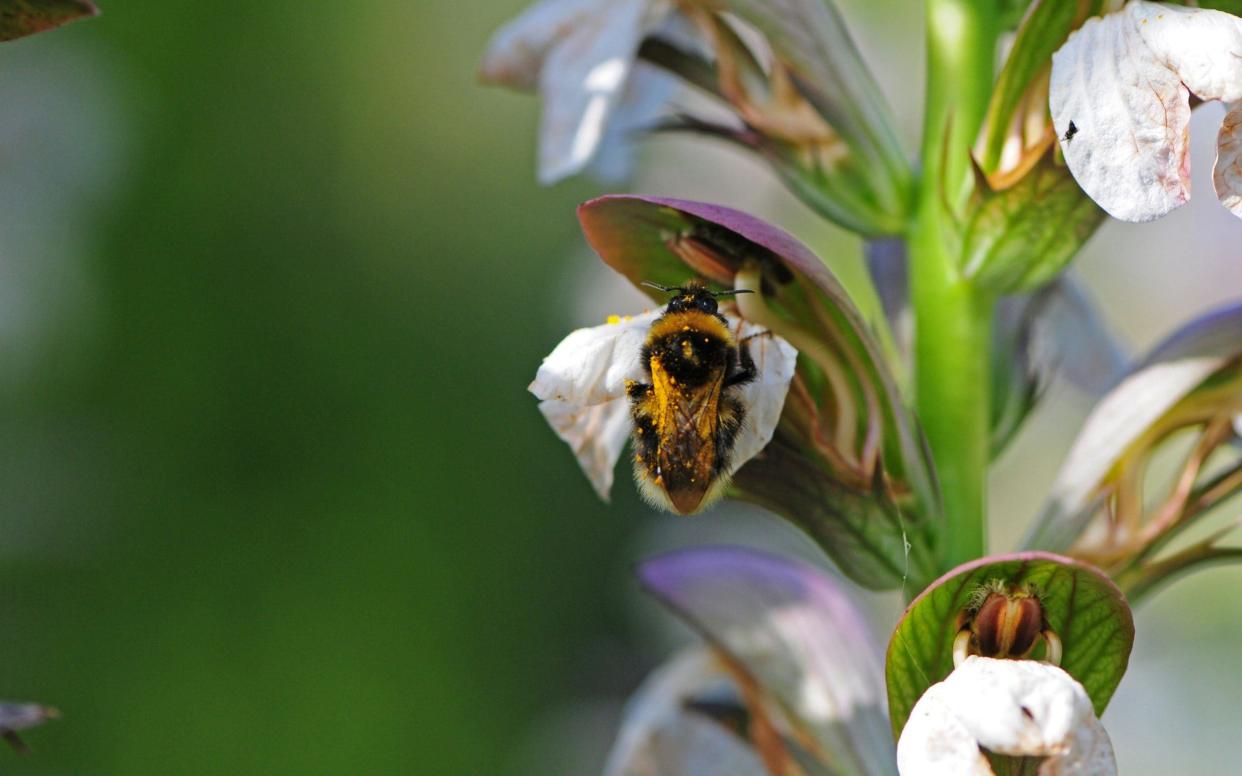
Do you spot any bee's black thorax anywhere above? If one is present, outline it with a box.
[641,323,732,388]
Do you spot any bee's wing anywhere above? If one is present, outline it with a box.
[652,361,725,486]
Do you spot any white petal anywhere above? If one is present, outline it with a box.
[1215,101,1242,216]
[530,312,797,502]
[896,691,992,776]
[1133,2,1242,102]
[535,0,671,183]
[537,396,632,500]
[478,0,602,91]
[588,62,677,183]
[1050,1,1242,222]
[604,650,768,776]
[530,311,656,407]
[897,657,1116,776]
[530,311,655,498]
[726,320,798,478]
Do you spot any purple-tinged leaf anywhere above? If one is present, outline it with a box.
[885,552,1134,740]
[639,546,897,774]
[0,0,96,43]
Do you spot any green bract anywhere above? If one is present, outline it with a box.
[961,158,1105,294]
[885,552,1134,739]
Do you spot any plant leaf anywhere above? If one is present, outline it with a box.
[885,552,1134,740]
[639,546,897,775]
[0,0,96,42]
[664,0,911,234]
[578,195,941,590]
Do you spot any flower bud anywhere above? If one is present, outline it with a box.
[953,582,1062,667]
[972,587,1044,660]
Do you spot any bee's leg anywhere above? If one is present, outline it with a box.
[725,338,759,388]
[626,379,652,403]
[626,379,660,478]
[715,395,746,471]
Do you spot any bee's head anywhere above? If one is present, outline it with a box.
[643,279,751,316]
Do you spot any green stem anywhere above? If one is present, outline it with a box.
[912,0,999,570]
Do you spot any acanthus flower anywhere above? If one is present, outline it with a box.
[529,195,943,590]
[606,547,1127,776]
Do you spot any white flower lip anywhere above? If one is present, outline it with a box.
[1049,0,1242,222]
[478,0,676,184]
[896,656,1116,776]
[529,310,798,503]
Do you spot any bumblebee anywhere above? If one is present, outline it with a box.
[626,280,757,515]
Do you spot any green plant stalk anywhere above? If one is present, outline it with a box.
[912,0,999,570]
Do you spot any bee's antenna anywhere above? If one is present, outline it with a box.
[711,289,755,297]
[641,281,679,293]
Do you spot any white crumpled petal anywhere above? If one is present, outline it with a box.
[1216,101,1242,215]
[529,311,797,502]
[603,649,769,776]
[480,0,673,183]
[1050,0,1242,221]
[896,657,1116,776]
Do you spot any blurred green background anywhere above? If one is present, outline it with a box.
[0,1,644,773]
[1,1,1240,774]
